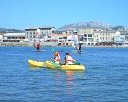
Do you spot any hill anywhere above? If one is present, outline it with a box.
[0,28,24,33]
[57,21,113,31]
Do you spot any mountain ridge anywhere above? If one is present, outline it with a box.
[0,28,24,33]
[57,21,123,31]
[0,21,127,32]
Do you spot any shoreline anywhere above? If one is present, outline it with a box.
[0,42,128,48]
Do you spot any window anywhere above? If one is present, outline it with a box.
[63,37,67,39]
[84,34,87,37]
[52,31,55,33]
[88,34,92,37]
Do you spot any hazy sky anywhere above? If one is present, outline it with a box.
[0,0,127,29]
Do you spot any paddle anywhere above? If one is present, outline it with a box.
[50,48,55,61]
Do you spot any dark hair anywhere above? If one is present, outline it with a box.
[66,52,69,55]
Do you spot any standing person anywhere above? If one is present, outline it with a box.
[53,51,61,64]
[78,43,82,54]
[36,43,40,51]
[64,52,75,64]
[34,40,40,52]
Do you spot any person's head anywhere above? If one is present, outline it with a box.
[54,51,59,56]
[66,52,70,55]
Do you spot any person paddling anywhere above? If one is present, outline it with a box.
[53,51,60,64]
[64,52,75,64]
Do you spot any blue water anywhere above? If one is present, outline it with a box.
[0,46,128,102]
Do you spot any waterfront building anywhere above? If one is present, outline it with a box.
[0,33,4,42]
[47,33,69,45]
[3,33,25,42]
[0,35,3,42]
[113,31,128,46]
[113,35,125,46]
[47,33,68,42]
[25,26,55,42]
[125,32,128,41]
[77,28,123,46]
[78,28,95,46]
[93,31,120,46]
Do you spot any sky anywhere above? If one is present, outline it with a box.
[0,0,128,29]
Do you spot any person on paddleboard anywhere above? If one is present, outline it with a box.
[53,51,61,64]
[36,43,40,51]
[64,52,75,64]
[78,43,82,54]
[34,40,40,52]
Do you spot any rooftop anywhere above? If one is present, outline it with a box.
[25,26,55,30]
[3,33,25,37]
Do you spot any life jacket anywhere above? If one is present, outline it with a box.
[65,55,74,64]
[54,54,60,64]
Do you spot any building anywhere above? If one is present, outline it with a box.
[113,35,125,46]
[3,33,25,42]
[77,28,124,46]
[47,33,69,46]
[25,26,55,42]
[93,31,121,46]
[0,33,4,42]
[78,28,95,46]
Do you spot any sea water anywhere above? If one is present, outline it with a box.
[0,46,128,102]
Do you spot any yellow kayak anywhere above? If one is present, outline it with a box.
[28,59,45,67]
[45,61,85,71]
[28,60,85,71]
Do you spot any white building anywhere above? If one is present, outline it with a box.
[78,28,123,46]
[47,33,68,42]
[25,26,55,42]
[0,35,3,42]
[78,28,95,46]
[113,35,125,44]
[3,33,25,42]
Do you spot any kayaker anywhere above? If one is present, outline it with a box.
[54,51,61,64]
[65,52,75,64]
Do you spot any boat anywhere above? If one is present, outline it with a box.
[45,61,61,69]
[45,61,85,71]
[28,60,85,71]
[28,59,45,67]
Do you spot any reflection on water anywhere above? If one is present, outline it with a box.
[65,71,73,94]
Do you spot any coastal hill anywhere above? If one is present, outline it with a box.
[0,28,24,33]
[57,21,125,31]
[0,21,126,33]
